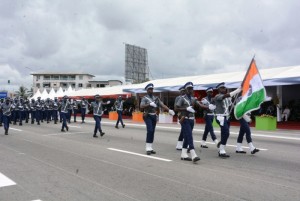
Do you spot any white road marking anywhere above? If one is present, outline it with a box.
[194,141,268,151]
[108,148,172,162]
[32,200,42,201]
[10,127,22,131]
[0,172,16,188]
[43,131,89,136]
[68,125,81,128]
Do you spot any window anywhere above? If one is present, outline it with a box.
[36,83,40,88]
[43,83,50,88]
[78,83,83,87]
[79,75,83,80]
[44,75,50,80]
[87,84,91,88]
[100,84,106,88]
[96,84,100,88]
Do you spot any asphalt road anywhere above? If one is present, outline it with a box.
[0,118,299,201]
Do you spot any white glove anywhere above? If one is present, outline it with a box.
[230,87,242,97]
[168,109,175,116]
[186,106,195,113]
[208,104,216,110]
[243,114,252,123]
[150,102,157,108]
[106,101,111,104]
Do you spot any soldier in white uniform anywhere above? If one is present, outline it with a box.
[214,82,241,158]
[140,83,175,155]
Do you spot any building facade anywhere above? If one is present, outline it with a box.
[88,80,123,88]
[31,73,95,92]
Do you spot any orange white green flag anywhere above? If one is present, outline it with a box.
[234,58,267,119]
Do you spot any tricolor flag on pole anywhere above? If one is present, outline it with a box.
[234,58,267,119]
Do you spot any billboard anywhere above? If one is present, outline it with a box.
[0,92,8,98]
[125,44,149,84]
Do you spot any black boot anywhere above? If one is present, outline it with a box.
[5,129,8,135]
[100,131,105,137]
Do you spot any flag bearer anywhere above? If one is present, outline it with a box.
[140,83,175,155]
[214,82,241,158]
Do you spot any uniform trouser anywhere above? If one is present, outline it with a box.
[61,112,68,130]
[42,110,46,121]
[73,109,77,121]
[0,112,3,124]
[116,110,124,126]
[81,108,86,121]
[68,110,72,122]
[18,111,24,124]
[59,111,62,122]
[178,124,184,141]
[144,114,157,143]
[216,116,230,145]
[93,115,102,133]
[182,119,195,149]
[202,115,217,141]
[31,111,36,122]
[36,110,41,123]
[46,110,52,122]
[3,115,10,130]
[237,118,252,143]
[25,111,29,122]
[13,110,19,123]
[53,110,58,122]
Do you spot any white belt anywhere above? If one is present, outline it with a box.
[215,114,228,116]
[148,113,156,115]
[206,113,215,116]
[185,117,195,120]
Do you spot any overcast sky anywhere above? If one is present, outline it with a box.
[1,0,300,91]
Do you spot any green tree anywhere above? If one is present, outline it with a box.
[15,86,32,99]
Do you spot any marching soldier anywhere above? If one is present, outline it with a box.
[12,98,19,125]
[67,98,73,124]
[72,99,78,122]
[80,97,89,123]
[30,99,36,124]
[236,112,260,154]
[1,97,12,135]
[200,87,218,148]
[17,98,25,126]
[214,82,241,158]
[35,97,42,125]
[175,86,186,150]
[41,100,46,122]
[175,82,208,162]
[60,95,70,132]
[45,98,53,123]
[114,96,125,129]
[52,97,59,124]
[90,94,110,138]
[24,99,30,123]
[0,98,3,127]
[140,83,175,155]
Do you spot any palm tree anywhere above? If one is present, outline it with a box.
[15,86,32,99]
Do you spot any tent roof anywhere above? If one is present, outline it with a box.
[123,65,300,93]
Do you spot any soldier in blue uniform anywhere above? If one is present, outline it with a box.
[236,112,260,154]
[60,95,70,132]
[67,98,73,124]
[90,94,110,138]
[12,98,19,125]
[200,87,218,148]
[52,97,59,124]
[17,98,25,126]
[37,99,41,122]
[140,83,175,155]
[24,99,30,123]
[0,98,3,127]
[175,82,208,163]
[214,82,241,158]
[80,97,89,123]
[30,99,36,124]
[45,98,53,123]
[1,97,12,135]
[72,99,78,122]
[114,96,125,129]
[175,86,186,150]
